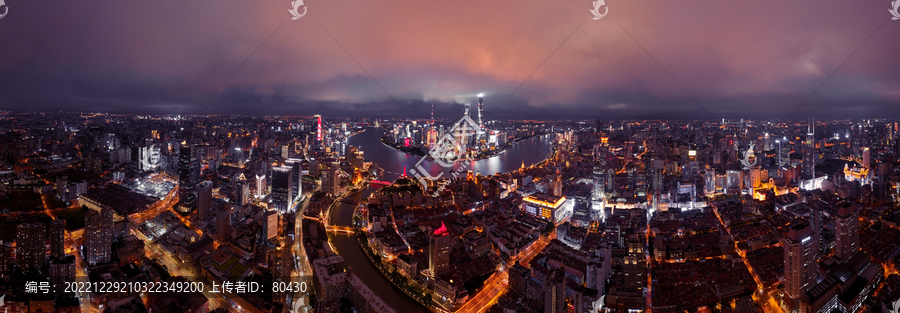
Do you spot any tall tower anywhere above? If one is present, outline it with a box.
[272,166,294,214]
[862,147,871,169]
[429,222,452,279]
[476,93,485,139]
[802,118,815,178]
[592,166,605,200]
[464,103,470,117]
[624,234,646,291]
[782,223,817,312]
[314,114,323,142]
[544,269,566,313]
[84,206,114,266]
[834,203,860,261]
[255,173,267,199]
[177,143,199,214]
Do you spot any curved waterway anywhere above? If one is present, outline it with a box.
[326,127,554,312]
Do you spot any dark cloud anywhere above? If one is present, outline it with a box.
[0,0,897,119]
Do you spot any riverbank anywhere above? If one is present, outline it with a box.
[318,128,557,312]
[355,229,443,312]
[326,187,433,313]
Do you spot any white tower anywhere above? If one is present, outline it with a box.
[477,93,485,140]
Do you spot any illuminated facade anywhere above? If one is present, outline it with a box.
[521,193,569,224]
[16,222,45,272]
[84,206,114,266]
[783,223,817,312]
[255,173,267,199]
[272,166,294,214]
[429,222,452,279]
[802,120,815,178]
[834,203,859,262]
[315,114,322,142]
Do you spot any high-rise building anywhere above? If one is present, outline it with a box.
[862,147,871,169]
[177,143,200,213]
[217,204,233,241]
[287,158,303,201]
[255,173,267,199]
[476,93,485,140]
[197,180,213,220]
[834,203,860,262]
[314,114,323,142]
[49,219,66,259]
[624,234,646,291]
[265,210,278,240]
[236,181,250,206]
[783,223,817,311]
[322,162,341,196]
[429,222,452,279]
[16,222,45,272]
[50,255,76,293]
[84,206,114,265]
[272,166,294,213]
[544,269,566,313]
[802,119,816,178]
[592,166,606,200]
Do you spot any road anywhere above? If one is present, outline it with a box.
[711,204,784,313]
[288,187,315,313]
[454,230,555,313]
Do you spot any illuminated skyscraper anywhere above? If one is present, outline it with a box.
[624,234,646,291]
[834,203,860,262]
[783,223,817,311]
[314,114,323,142]
[544,269,566,313]
[177,143,199,213]
[255,173,267,199]
[84,206,114,266]
[429,222,452,279]
[16,222,45,272]
[476,93,485,140]
[862,147,871,169]
[802,119,815,178]
[287,158,303,201]
[592,166,606,200]
[272,166,294,214]
[322,162,341,196]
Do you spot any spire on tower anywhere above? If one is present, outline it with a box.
[477,93,485,139]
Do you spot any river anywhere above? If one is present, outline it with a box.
[327,127,554,312]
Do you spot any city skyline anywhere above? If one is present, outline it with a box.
[2,1,900,312]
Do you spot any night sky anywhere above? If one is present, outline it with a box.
[0,0,898,119]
